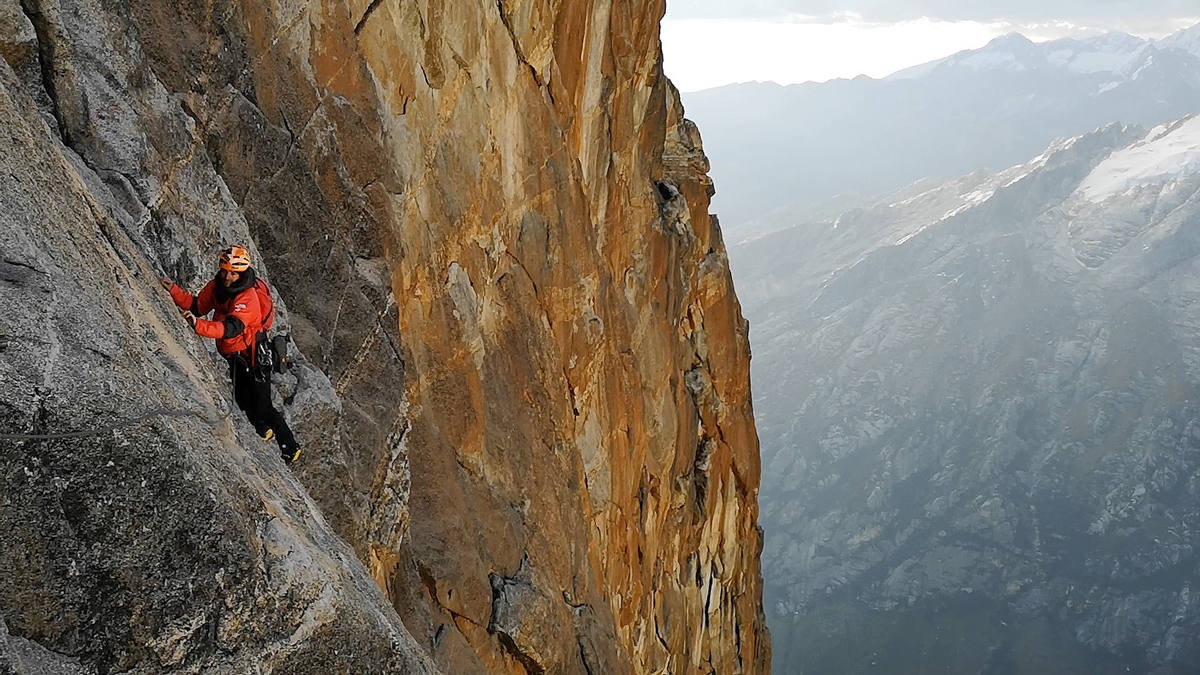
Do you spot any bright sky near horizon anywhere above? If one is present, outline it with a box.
[660,6,1200,92]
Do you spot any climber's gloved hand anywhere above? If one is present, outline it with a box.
[180,310,197,328]
[159,277,173,291]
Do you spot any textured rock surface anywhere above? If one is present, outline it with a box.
[0,0,768,672]
[0,35,437,672]
[733,119,1200,673]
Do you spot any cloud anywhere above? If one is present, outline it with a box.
[665,0,1200,24]
[659,11,1200,93]
[661,17,1009,91]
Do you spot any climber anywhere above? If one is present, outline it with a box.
[159,245,301,464]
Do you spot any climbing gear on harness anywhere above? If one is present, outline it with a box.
[271,334,291,373]
[261,428,275,443]
[219,245,252,272]
[253,330,273,381]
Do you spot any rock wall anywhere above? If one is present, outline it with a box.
[0,0,769,672]
[0,15,437,669]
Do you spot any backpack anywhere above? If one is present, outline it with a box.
[250,279,291,375]
[249,280,275,377]
[252,279,274,331]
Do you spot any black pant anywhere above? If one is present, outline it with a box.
[229,355,297,449]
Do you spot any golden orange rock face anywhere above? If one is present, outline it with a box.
[150,0,769,671]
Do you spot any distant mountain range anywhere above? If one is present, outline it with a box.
[685,23,1200,241]
[734,116,1200,673]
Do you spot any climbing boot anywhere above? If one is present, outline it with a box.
[280,442,301,465]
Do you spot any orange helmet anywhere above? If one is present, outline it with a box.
[219,245,251,272]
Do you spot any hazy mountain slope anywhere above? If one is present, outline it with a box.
[733,117,1200,673]
[687,26,1200,241]
[1161,23,1200,57]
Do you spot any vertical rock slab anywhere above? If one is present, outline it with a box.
[343,1,771,671]
[0,50,435,672]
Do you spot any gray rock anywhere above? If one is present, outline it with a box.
[0,21,434,675]
[1,614,92,675]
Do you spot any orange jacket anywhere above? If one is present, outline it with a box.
[169,273,265,356]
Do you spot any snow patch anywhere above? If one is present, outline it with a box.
[891,188,994,246]
[1049,43,1147,74]
[999,145,1065,188]
[1077,116,1200,202]
[893,224,930,246]
[957,50,1022,71]
[1128,54,1156,81]
[888,185,942,208]
[936,188,993,222]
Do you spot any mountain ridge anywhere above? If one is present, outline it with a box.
[734,115,1200,673]
[887,24,1200,81]
[682,23,1200,241]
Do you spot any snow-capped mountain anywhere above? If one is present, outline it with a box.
[890,26,1200,81]
[1155,22,1200,59]
[683,24,1200,242]
[1078,115,1200,201]
[734,117,1200,673]
[889,31,1144,79]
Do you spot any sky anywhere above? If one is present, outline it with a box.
[661,1,1200,91]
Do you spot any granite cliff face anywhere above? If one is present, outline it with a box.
[733,119,1200,673]
[0,0,768,673]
